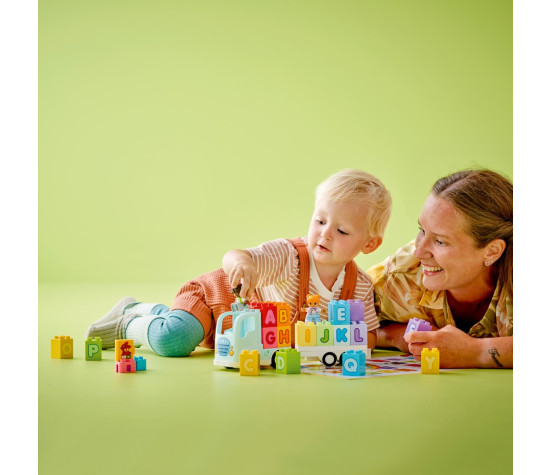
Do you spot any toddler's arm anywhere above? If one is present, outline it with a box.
[222,249,258,299]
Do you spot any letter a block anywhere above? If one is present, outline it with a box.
[295,321,317,346]
[342,350,366,376]
[85,337,102,361]
[421,348,440,374]
[51,336,73,359]
[240,350,260,376]
[276,349,301,374]
[316,321,334,346]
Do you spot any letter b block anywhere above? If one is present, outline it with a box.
[51,336,73,359]
[240,350,260,376]
[295,321,317,346]
[421,348,440,374]
[276,349,301,374]
[85,337,102,361]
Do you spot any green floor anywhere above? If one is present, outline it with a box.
[39,283,512,475]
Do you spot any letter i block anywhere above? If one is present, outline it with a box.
[85,337,102,361]
[342,350,366,376]
[351,321,368,346]
[115,339,135,362]
[240,350,260,376]
[277,302,291,326]
[134,356,147,371]
[276,349,301,374]
[316,321,334,346]
[116,358,136,373]
[421,348,440,374]
[262,327,278,348]
[277,326,292,347]
[348,299,365,322]
[328,300,351,325]
[333,325,351,345]
[51,336,73,359]
[295,321,317,346]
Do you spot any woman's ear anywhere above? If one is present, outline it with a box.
[362,236,382,255]
[484,238,506,264]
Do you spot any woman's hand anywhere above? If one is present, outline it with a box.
[404,325,513,368]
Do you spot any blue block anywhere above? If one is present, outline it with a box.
[328,300,351,325]
[134,356,147,371]
[342,350,366,376]
[334,325,351,345]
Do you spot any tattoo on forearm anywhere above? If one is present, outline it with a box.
[488,348,504,368]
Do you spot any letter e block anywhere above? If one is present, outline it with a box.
[51,336,73,359]
[328,300,351,325]
[240,350,260,376]
[421,348,440,374]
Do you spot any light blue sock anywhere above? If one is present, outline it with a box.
[125,309,204,357]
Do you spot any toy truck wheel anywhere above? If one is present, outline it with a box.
[270,352,277,369]
[322,352,338,367]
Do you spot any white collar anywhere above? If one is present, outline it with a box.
[308,251,346,301]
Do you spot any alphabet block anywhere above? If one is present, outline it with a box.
[342,350,366,376]
[404,317,433,336]
[115,339,135,362]
[333,325,351,345]
[348,299,365,322]
[295,321,317,346]
[134,356,147,371]
[240,350,260,376]
[85,337,102,361]
[421,348,440,374]
[351,321,368,346]
[277,303,291,326]
[262,327,278,348]
[328,300,351,325]
[316,320,334,346]
[275,349,301,374]
[277,326,292,347]
[263,303,278,327]
[51,336,73,359]
[116,358,136,373]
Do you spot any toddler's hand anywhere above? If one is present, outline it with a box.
[228,261,258,300]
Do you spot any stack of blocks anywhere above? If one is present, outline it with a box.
[51,336,73,359]
[114,339,147,373]
[295,299,367,347]
[342,350,366,376]
[248,302,292,349]
[275,348,301,374]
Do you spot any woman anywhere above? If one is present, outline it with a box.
[368,169,512,368]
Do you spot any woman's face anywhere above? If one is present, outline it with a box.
[414,194,493,301]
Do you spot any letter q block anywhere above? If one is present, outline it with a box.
[51,336,73,359]
[342,350,366,376]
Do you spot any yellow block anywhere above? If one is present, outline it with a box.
[240,350,260,376]
[421,348,440,374]
[295,321,317,346]
[51,336,73,359]
[115,339,135,362]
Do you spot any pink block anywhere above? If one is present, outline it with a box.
[116,358,137,373]
[262,327,278,348]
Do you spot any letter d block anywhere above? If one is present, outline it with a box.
[351,322,367,346]
[334,325,351,345]
[51,336,73,359]
[295,321,317,346]
[240,350,260,376]
[421,348,440,374]
[85,337,102,361]
[342,350,366,376]
[316,321,334,346]
[276,349,301,374]
[328,300,350,325]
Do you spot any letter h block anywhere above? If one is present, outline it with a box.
[328,300,350,325]
[240,350,260,376]
[421,348,440,374]
[295,321,317,346]
[85,337,102,361]
[51,336,73,359]
[342,350,366,376]
[276,349,301,374]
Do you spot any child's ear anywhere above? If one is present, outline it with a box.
[362,236,382,255]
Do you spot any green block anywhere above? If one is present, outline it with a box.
[316,321,334,346]
[85,337,103,361]
[276,348,301,374]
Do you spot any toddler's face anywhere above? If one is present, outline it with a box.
[308,199,372,269]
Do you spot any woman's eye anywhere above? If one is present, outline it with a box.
[418,226,425,235]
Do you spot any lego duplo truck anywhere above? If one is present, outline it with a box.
[214,299,370,369]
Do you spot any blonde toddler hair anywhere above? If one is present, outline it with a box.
[315,169,392,239]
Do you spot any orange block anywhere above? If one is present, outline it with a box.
[115,339,135,362]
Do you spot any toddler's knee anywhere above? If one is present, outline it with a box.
[148,311,203,357]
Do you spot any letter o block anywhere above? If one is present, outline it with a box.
[51,336,73,359]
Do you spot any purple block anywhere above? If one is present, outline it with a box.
[348,299,364,322]
[404,317,433,337]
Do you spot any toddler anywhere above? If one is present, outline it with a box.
[86,169,392,355]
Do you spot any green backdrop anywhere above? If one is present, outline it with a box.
[39,0,512,285]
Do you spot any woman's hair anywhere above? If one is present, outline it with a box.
[432,169,513,299]
[316,169,392,239]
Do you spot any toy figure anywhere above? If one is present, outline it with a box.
[305,294,322,323]
[120,341,133,359]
